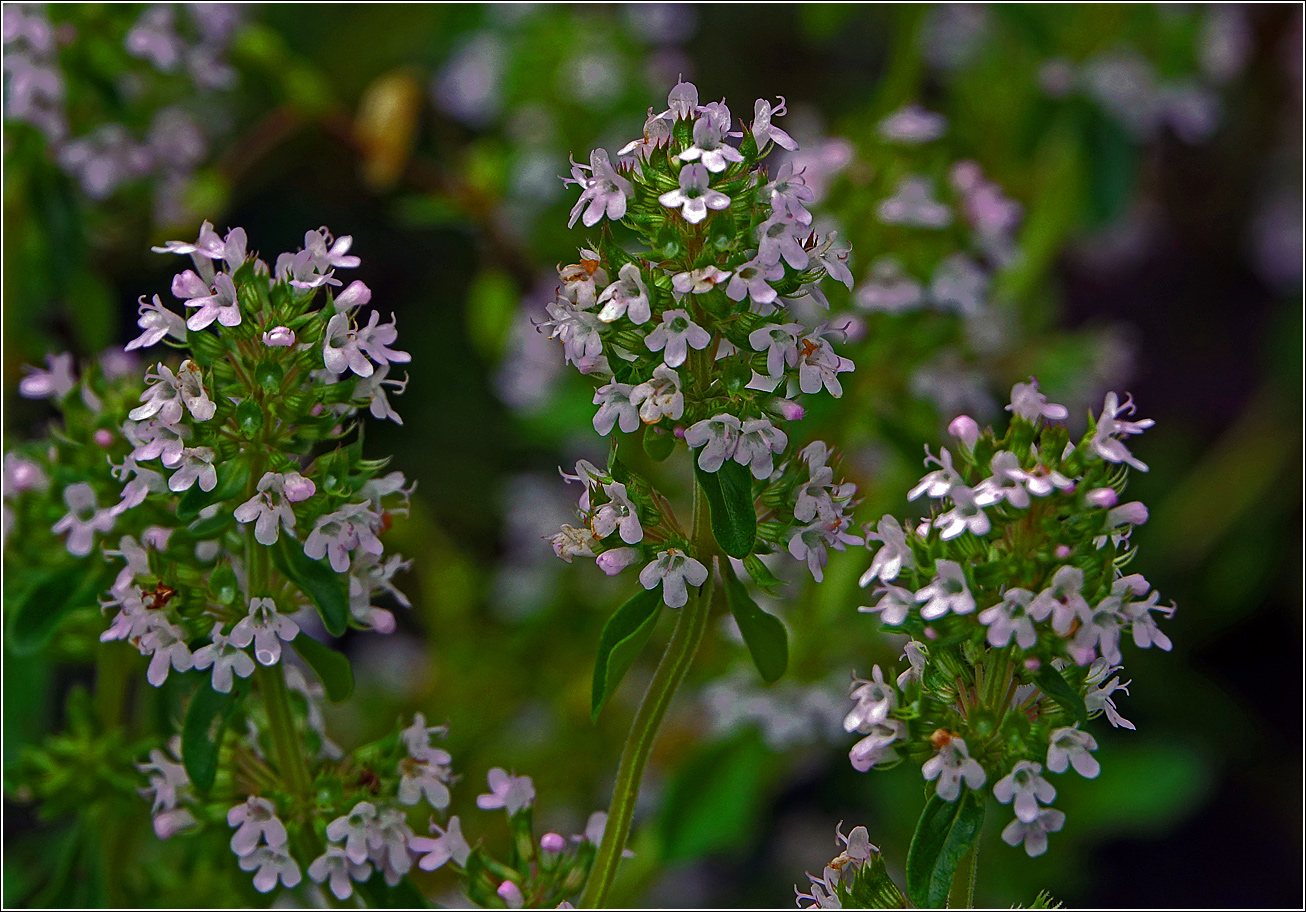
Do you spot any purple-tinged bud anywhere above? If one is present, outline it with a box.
[924,626,938,641]
[94,429,114,447]
[5,454,48,493]
[770,397,805,422]
[143,525,172,549]
[310,404,324,417]
[596,547,641,576]
[335,280,371,312]
[1107,501,1148,526]
[262,326,295,347]
[282,471,316,503]
[540,832,566,853]
[947,415,980,450]
[1024,657,1041,672]
[171,269,209,300]
[672,424,686,439]
[152,808,198,839]
[1086,487,1118,509]
[1054,545,1072,560]
[497,881,524,909]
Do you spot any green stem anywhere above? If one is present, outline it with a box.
[580,485,715,908]
[257,664,313,800]
[246,505,312,801]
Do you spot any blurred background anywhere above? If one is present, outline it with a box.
[3,3,1301,907]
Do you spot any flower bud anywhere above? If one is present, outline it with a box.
[770,397,805,422]
[596,547,641,576]
[496,881,524,909]
[334,280,371,312]
[1054,545,1072,559]
[1107,501,1148,527]
[947,415,980,450]
[282,471,316,503]
[262,326,295,347]
[94,429,114,447]
[540,832,566,853]
[1085,487,1118,509]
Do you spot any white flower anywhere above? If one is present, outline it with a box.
[858,583,914,626]
[658,162,730,223]
[1046,725,1100,778]
[192,624,256,693]
[18,353,76,399]
[734,418,787,480]
[978,588,1038,649]
[1090,391,1154,471]
[167,446,217,493]
[908,446,960,500]
[233,472,302,546]
[1084,659,1135,730]
[228,796,288,856]
[1001,806,1066,857]
[922,736,986,801]
[849,720,904,773]
[549,524,598,562]
[677,116,743,173]
[1007,378,1068,424]
[639,548,709,609]
[993,761,1057,823]
[1028,565,1089,635]
[125,294,187,351]
[308,844,373,900]
[591,481,643,545]
[592,382,640,436]
[140,621,194,687]
[629,365,684,424]
[934,485,990,540]
[367,806,415,885]
[685,413,742,473]
[915,560,975,620]
[230,597,299,666]
[973,450,1034,509]
[476,768,535,816]
[326,802,377,865]
[877,175,951,228]
[748,322,803,378]
[860,515,913,585]
[238,843,302,892]
[596,263,651,324]
[399,752,453,810]
[844,666,897,733]
[410,816,471,872]
[183,272,241,331]
[644,308,711,368]
[795,325,854,398]
[322,312,374,377]
[897,641,927,690]
[671,265,732,295]
[400,712,449,759]
[129,360,215,424]
[304,503,384,573]
[52,482,116,557]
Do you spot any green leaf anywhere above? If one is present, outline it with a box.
[187,508,234,539]
[743,553,786,595]
[1034,664,1089,726]
[643,424,675,462]
[270,537,350,636]
[842,848,908,908]
[658,731,770,862]
[694,460,756,558]
[591,587,662,721]
[723,571,788,683]
[7,564,105,656]
[182,681,243,792]
[293,636,354,702]
[176,462,249,521]
[905,792,985,909]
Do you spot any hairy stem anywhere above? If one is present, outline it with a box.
[580,484,715,908]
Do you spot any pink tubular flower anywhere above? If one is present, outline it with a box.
[233,472,300,546]
[126,295,188,351]
[640,548,709,608]
[192,623,256,693]
[410,816,471,872]
[230,597,299,666]
[567,148,633,228]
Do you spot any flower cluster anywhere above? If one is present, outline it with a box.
[847,379,1173,857]
[3,4,247,215]
[545,79,862,606]
[794,823,898,910]
[91,222,414,699]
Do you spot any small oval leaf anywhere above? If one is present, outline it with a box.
[1035,664,1089,726]
[694,461,756,558]
[182,681,244,792]
[270,537,350,637]
[723,571,788,683]
[905,792,985,908]
[591,587,663,721]
[293,636,355,703]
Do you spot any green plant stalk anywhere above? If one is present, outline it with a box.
[579,485,715,908]
[247,519,312,801]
